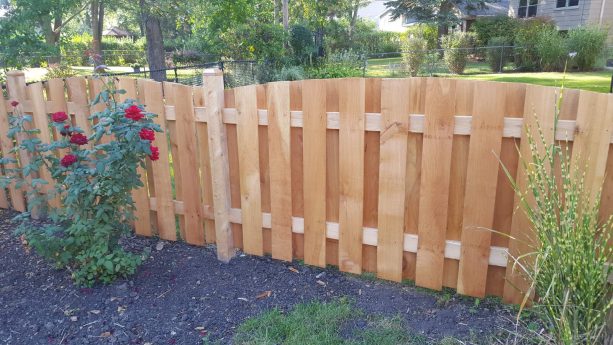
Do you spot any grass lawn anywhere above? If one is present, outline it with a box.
[366,57,612,93]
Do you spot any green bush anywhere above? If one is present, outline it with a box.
[514,17,556,71]
[567,26,608,71]
[402,35,428,76]
[441,32,473,74]
[61,34,147,67]
[275,65,306,81]
[307,51,364,79]
[404,24,438,50]
[535,28,567,71]
[290,24,315,64]
[470,15,518,46]
[3,80,160,286]
[486,37,511,72]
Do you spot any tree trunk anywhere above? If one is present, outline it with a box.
[41,15,61,64]
[282,0,289,30]
[91,0,104,65]
[140,0,166,81]
[274,0,280,24]
[348,0,360,40]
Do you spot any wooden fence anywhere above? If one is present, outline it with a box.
[1,70,612,303]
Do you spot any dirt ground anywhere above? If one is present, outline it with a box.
[0,209,518,344]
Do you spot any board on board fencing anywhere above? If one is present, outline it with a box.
[0,72,611,303]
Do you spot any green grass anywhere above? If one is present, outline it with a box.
[366,57,612,93]
[231,298,430,345]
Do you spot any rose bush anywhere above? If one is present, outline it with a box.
[1,79,161,286]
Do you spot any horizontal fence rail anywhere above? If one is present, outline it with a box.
[0,70,611,304]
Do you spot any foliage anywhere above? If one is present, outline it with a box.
[402,35,428,76]
[470,15,518,46]
[566,26,607,71]
[275,66,306,81]
[290,24,315,64]
[45,64,78,79]
[502,97,613,344]
[441,31,473,74]
[385,0,496,28]
[486,36,511,72]
[514,17,556,71]
[535,28,567,72]
[307,50,364,79]
[61,33,147,66]
[325,19,402,56]
[404,23,439,50]
[2,80,161,286]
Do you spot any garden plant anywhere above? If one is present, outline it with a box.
[1,78,161,287]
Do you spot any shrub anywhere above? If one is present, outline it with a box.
[290,24,315,64]
[514,17,556,71]
[402,35,428,76]
[404,24,438,50]
[307,50,364,79]
[486,37,511,72]
[535,28,568,71]
[2,80,161,286]
[45,64,77,80]
[567,26,608,71]
[504,106,612,344]
[470,15,518,46]
[441,32,473,74]
[275,66,306,81]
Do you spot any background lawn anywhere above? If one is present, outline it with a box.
[366,57,612,93]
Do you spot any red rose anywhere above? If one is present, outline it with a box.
[69,133,88,145]
[139,128,155,141]
[60,125,71,137]
[51,111,68,123]
[10,100,19,107]
[149,145,160,161]
[60,154,78,167]
[125,105,144,121]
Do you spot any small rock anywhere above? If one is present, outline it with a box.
[70,316,78,322]
[117,283,128,291]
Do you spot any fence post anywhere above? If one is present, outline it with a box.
[6,70,41,219]
[203,68,235,263]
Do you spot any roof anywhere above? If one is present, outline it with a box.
[103,27,131,37]
[357,0,389,22]
[458,0,510,17]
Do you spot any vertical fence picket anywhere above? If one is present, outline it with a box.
[235,85,263,256]
[457,81,506,297]
[325,79,340,267]
[376,79,410,282]
[141,79,177,241]
[503,85,559,304]
[66,78,92,136]
[338,78,365,274]
[267,81,293,261]
[302,79,327,267]
[289,81,304,259]
[174,83,205,246]
[204,70,234,261]
[415,78,456,291]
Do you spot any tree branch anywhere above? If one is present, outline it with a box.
[53,0,92,34]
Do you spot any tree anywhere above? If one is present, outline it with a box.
[384,0,494,42]
[139,0,165,81]
[91,0,104,65]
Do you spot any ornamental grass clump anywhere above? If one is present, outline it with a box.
[502,94,612,344]
[1,79,161,286]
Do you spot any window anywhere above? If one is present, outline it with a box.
[518,0,538,17]
[556,0,579,8]
[403,15,418,25]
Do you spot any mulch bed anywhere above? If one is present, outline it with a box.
[0,209,517,344]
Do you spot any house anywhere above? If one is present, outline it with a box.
[507,0,612,31]
[102,27,131,39]
[358,0,510,32]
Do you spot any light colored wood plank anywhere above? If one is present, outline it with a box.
[65,78,92,136]
[302,79,327,267]
[235,84,264,256]
[27,82,60,209]
[267,81,293,261]
[193,85,216,244]
[415,78,456,291]
[163,82,185,239]
[338,78,365,274]
[457,81,506,297]
[141,79,177,241]
[503,85,559,304]
[174,83,205,245]
[204,70,235,261]
[376,78,410,282]
[570,91,613,207]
